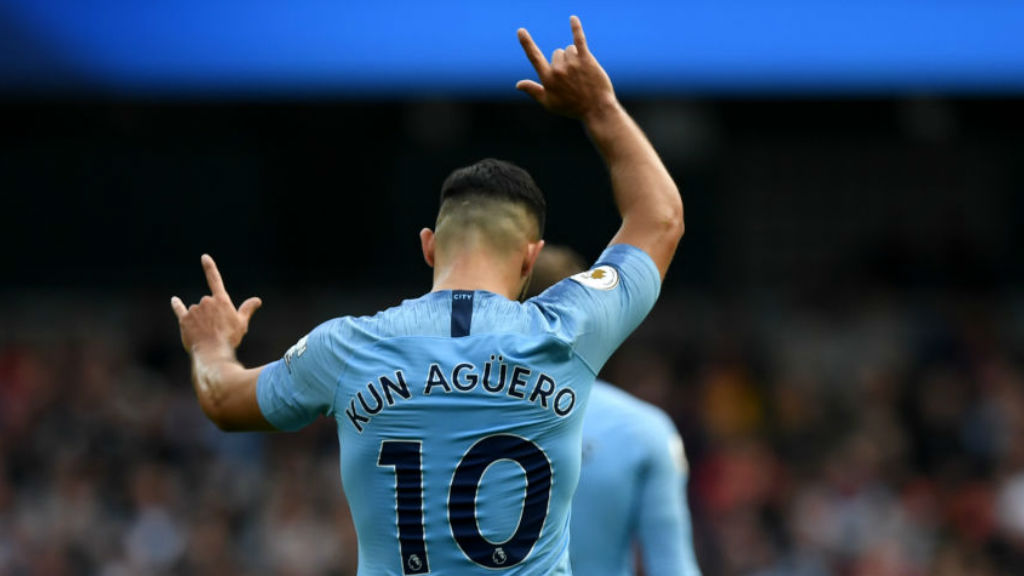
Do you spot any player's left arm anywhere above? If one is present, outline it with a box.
[637,414,702,576]
[535,242,661,374]
[171,254,275,432]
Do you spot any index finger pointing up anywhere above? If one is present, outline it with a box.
[517,28,550,75]
[570,15,588,55]
[201,254,229,299]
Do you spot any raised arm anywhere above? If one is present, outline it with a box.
[171,254,275,431]
[516,16,684,279]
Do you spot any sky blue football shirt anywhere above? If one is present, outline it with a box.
[256,243,661,576]
[570,381,701,576]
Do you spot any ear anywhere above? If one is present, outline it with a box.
[521,239,545,278]
[420,228,436,268]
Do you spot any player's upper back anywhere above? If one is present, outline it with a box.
[257,244,662,575]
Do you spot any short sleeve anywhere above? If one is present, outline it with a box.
[531,243,661,373]
[257,319,343,431]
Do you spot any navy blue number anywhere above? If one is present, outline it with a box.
[378,441,430,574]
[449,435,552,569]
[379,435,552,572]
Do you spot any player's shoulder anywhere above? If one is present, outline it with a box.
[592,242,662,296]
[341,292,452,340]
[590,380,679,437]
[591,381,687,472]
[531,243,659,299]
[525,243,661,327]
[334,291,546,341]
[290,295,436,358]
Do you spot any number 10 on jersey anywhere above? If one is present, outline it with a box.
[377,434,553,573]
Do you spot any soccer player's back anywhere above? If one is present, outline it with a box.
[571,381,701,576]
[259,244,660,574]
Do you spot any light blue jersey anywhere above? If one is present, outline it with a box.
[257,244,660,576]
[570,381,701,576]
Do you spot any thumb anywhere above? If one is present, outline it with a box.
[516,80,545,102]
[238,297,263,323]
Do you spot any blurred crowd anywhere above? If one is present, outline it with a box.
[2,288,1024,575]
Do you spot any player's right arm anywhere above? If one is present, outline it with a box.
[172,254,337,432]
[516,16,684,280]
[171,254,274,431]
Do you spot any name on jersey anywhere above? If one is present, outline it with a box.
[345,355,576,433]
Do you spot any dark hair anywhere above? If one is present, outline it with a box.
[440,158,546,237]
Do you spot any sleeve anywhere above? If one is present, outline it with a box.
[533,243,661,373]
[636,413,702,576]
[256,319,344,431]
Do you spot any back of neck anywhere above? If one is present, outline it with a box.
[431,250,520,300]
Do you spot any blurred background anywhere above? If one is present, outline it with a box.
[2,2,1024,575]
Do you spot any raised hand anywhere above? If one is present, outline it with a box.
[171,254,262,353]
[516,15,617,121]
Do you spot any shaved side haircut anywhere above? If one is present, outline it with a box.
[436,159,547,252]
